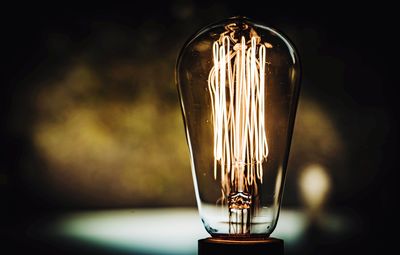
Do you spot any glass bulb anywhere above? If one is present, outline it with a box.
[176,17,301,238]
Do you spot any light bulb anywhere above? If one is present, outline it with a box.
[176,17,301,238]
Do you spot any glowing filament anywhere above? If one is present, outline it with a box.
[208,35,269,195]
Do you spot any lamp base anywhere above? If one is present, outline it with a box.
[198,237,283,255]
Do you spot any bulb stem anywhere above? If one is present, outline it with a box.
[228,191,252,235]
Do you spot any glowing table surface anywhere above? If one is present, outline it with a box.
[30,208,309,255]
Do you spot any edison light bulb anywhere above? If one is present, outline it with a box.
[176,17,300,238]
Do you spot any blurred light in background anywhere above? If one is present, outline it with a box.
[32,63,193,206]
[299,164,331,212]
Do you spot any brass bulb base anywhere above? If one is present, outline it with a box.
[198,237,283,255]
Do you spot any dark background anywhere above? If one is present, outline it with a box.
[1,1,398,254]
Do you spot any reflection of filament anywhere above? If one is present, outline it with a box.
[208,35,269,195]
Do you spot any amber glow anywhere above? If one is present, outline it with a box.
[208,35,269,201]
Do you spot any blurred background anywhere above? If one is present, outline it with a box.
[1,1,398,254]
